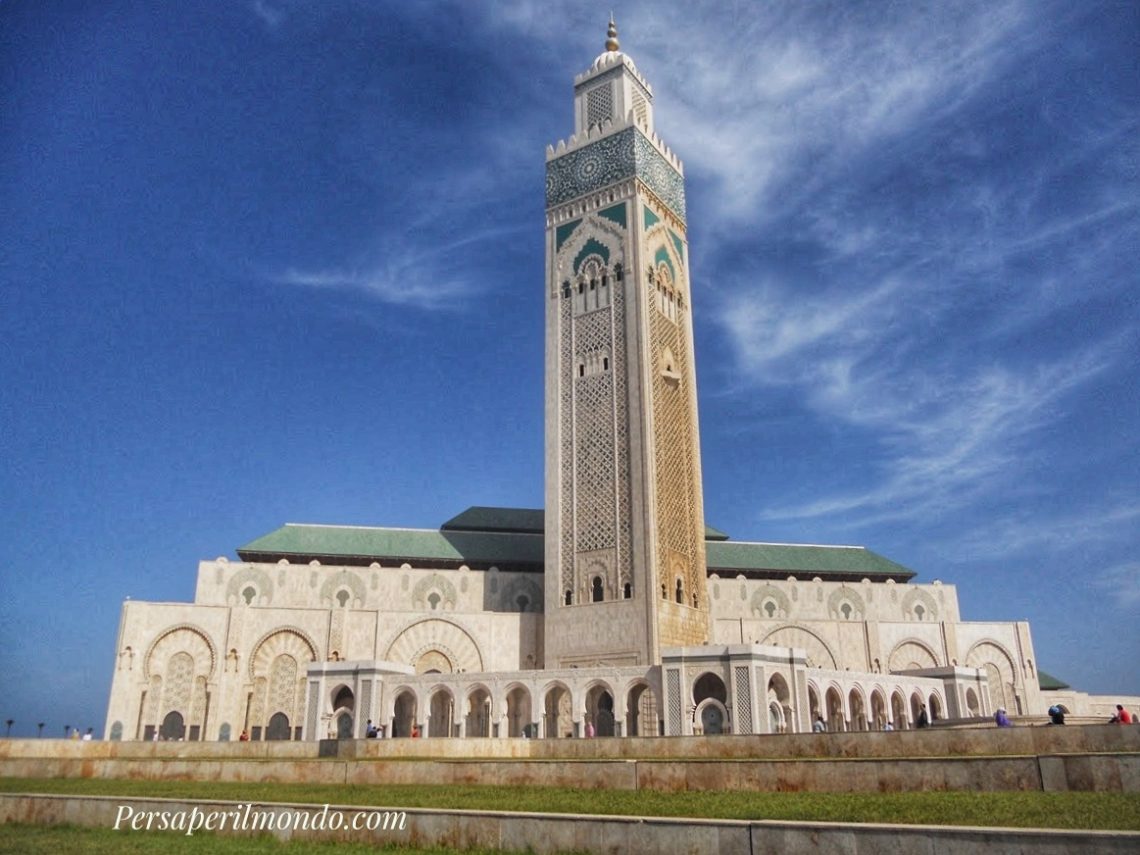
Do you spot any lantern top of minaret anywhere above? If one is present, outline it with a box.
[605,15,620,52]
[582,16,649,90]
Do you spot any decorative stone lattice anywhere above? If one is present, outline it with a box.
[574,310,617,553]
[306,681,320,736]
[162,652,194,716]
[269,654,298,718]
[557,226,632,602]
[360,680,372,731]
[734,666,752,734]
[586,82,613,127]
[648,240,704,627]
[145,675,161,726]
[546,127,686,222]
[632,90,648,125]
[191,675,207,728]
[329,609,345,657]
[667,669,682,734]
[249,676,267,727]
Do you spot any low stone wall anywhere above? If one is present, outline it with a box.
[2,794,1138,855]
[2,726,1137,793]
[3,723,1137,762]
[1,752,1137,793]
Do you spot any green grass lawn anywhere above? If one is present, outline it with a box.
[1,778,1138,831]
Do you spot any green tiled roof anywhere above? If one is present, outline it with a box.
[236,506,913,581]
[237,524,543,568]
[1038,670,1071,690]
[704,524,730,541]
[706,540,915,581]
[441,507,544,534]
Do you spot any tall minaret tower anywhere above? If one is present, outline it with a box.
[543,20,709,667]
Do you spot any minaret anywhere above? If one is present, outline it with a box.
[543,20,709,667]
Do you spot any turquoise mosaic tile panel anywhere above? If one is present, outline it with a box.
[546,127,685,222]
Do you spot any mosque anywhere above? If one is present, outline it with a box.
[104,22,1109,743]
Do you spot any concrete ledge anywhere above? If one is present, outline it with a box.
[2,794,1138,854]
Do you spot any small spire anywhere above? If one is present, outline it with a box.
[605,15,620,52]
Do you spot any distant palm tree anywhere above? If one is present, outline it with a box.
[4,720,12,738]
[37,722,45,738]
[63,724,69,738]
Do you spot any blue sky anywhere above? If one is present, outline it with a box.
[1,1,1137,737]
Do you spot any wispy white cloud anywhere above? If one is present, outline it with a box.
[272,222,527,312]
[1096,560,1140,610]
[721,264,1123,525]
[953,502,1140,563]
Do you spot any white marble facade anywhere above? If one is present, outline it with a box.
[104,550,1049,741]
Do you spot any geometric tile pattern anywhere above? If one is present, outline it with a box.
[546,127,685,222]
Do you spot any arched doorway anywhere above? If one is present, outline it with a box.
[965,687,980,717]
[543,685,572,738]
[848,688,867,731]
[505,686,532,737]
[891,690,908,729]
[266,712,291,741]
[698,702,726,734]
[693,672,729,735]
[393,690,416,737]
[768,674,793,733]
[910,692,926,726]
[160,711,185,741]
[626,683,658,737]
[336,712,353,739]
[466,687,491,737]
[586,685,615,737]
[870,690,888,730]
[429,690,454,737]
[693,672,727,705]
[928,693,943,722]
[825,687,845,732]
[807,685,822,725]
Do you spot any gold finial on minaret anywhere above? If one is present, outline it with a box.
[605,15,620,52]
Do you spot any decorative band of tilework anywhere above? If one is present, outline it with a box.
[546,127,685,222]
